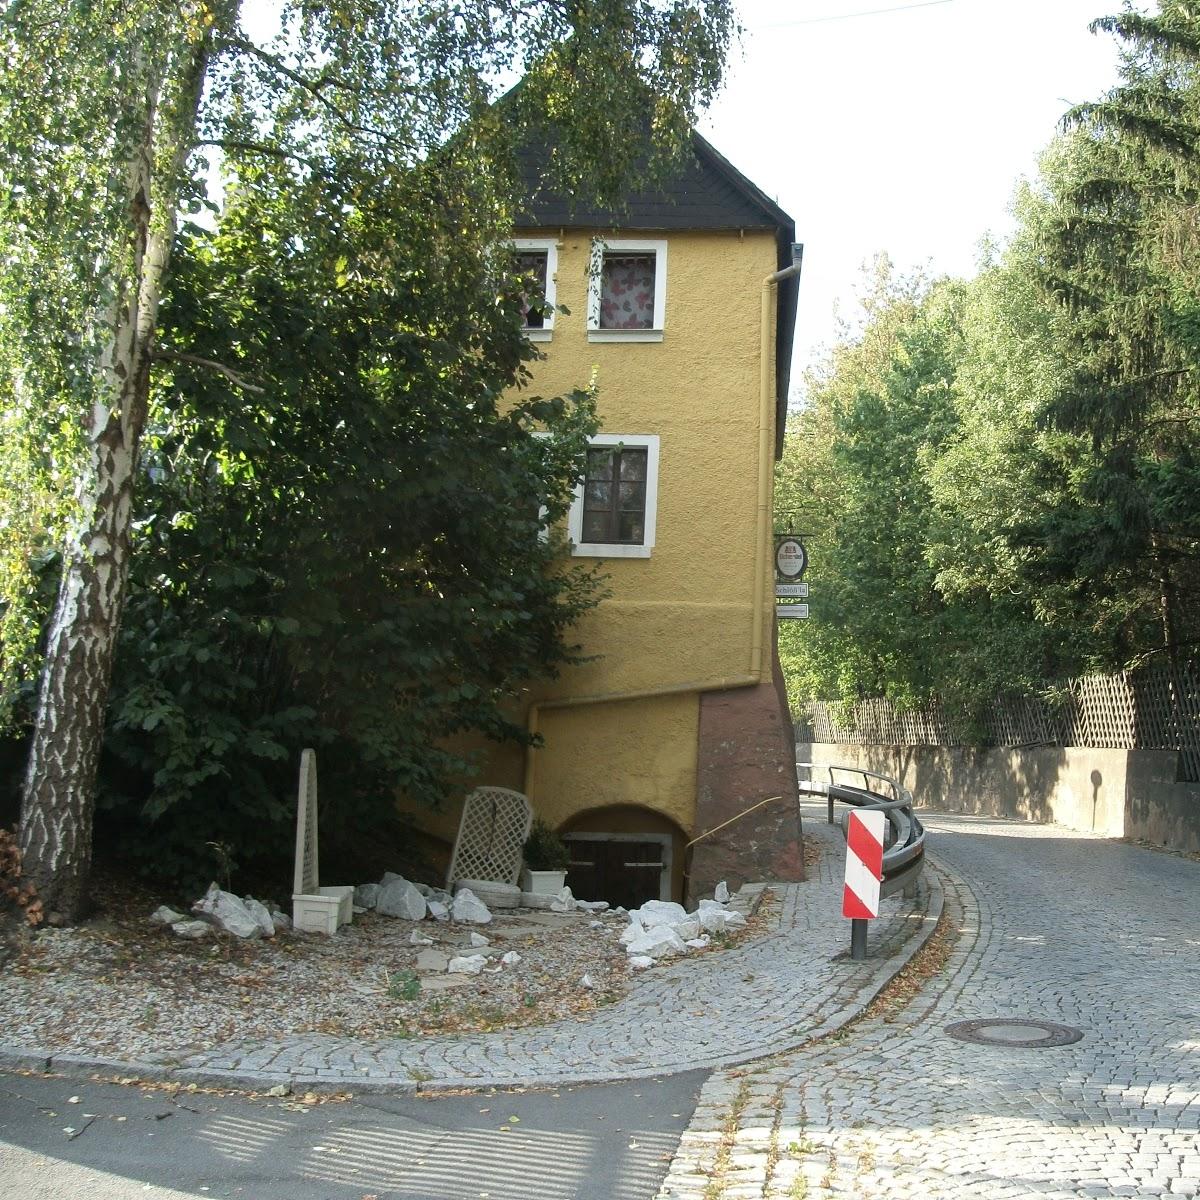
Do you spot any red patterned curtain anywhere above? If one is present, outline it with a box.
[599,254,655,328]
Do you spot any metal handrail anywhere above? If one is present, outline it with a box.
[795,761,926,900]
[799,760,903,802]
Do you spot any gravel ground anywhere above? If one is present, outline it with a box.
[0,883,769,1063]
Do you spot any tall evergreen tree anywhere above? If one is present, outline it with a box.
[1036,1,1200,663]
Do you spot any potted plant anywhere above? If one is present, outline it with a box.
[520,818,571,895]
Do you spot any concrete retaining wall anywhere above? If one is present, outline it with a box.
[801,741,1200,855]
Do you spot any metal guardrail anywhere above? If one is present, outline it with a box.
[796,761,927,956]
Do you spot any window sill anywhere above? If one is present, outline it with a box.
[587,329,664,344]
[524,328,553,343]
[571,542,653,559]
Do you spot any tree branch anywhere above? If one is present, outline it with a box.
[219,35,410,147]
[194,138,326,172]
[153,349,265,394]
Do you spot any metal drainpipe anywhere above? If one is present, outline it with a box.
[522,253,805,799]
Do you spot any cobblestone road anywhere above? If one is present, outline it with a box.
[659,809,1200,1199]
[127,821,935,1091]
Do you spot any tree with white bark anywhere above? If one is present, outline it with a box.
[0,0,736,918]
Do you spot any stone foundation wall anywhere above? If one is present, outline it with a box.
[689,638,803,903]
[801,740,1200,855]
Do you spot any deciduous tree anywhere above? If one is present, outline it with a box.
[0,0,736,916]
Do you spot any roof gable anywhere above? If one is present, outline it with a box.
[516,131,791,233]
[515,127,800,454]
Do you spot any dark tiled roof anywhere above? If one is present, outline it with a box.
[516,131,800,453]
[516,132,790,232]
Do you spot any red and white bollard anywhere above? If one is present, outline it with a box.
[842,809,885,960]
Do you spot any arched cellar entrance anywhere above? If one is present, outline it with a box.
[559,806,688,908]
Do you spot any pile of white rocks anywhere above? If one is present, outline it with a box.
[353,874,495,924]
[353,873,611,924]
[152,871,616,944]
[620,882,746,969]
[408,927,525,978]
[150,884,292,941]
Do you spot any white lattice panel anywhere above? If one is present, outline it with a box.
[446,786,533,888]
[293,748,320,896]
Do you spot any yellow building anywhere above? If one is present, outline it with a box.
[444,135,803,907]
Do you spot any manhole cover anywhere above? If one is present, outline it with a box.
[943,1018,1083,1048]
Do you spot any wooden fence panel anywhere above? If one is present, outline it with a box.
[802,661,1200,778]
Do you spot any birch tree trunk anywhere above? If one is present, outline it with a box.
[17,23,219,920]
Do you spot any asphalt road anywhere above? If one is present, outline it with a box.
[0,1069,708,1199]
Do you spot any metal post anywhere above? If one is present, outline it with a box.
[850,918,868,961]
[828,795,835,825]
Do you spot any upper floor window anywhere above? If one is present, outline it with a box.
[514,237,557,342]
[587,239,667,343]
[568,434,660,558]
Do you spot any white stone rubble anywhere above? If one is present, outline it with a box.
[150,906,186,926]
[625,924,687,960]
[618,888,744,964]
[714,880,730,903]
[376,877,428,921]
[451,887,492,924]
[446,954,487,975]
[636,900,689,928]
[170,920,212,940]
[241,896,276,938]
[192,883,262,939]
[354,882,381,910]
[697,899,747,934]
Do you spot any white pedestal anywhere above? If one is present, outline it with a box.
[292,885,354,934]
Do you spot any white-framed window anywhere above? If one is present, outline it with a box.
[514,237,558,342]
[568,433,660,558]
[587,238,667,343]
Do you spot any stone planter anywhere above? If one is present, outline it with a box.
[520,868,567,896]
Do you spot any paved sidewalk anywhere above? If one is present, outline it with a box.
[1,813,939,1094]
[658,811,1200,1199]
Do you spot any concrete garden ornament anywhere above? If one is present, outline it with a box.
[290,749,354,934]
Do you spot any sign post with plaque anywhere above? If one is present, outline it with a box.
[774,536,810,620]
[775,536,807,580]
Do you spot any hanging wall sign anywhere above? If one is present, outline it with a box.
[775,536,808,580]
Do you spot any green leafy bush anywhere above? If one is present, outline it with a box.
[522,817,570,871]
[92,164,602,893]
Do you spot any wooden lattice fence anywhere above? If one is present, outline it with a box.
[803,662,1200,780]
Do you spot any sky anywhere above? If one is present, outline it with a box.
[696,0,1133,396]
[239,0,1133,397]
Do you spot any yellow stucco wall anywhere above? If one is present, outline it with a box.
[513,227,781,836]
[532,692,699,828]
[410,227,781,852]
